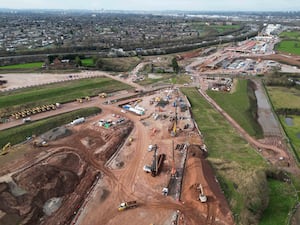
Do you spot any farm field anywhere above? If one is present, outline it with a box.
[0,107,101,148]
[208,79,263,138]
[181,87,269,224]
[0,62,44,69]
[0,77,131,116]
[266,86,300,109]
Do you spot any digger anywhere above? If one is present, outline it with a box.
[1,143,11,156]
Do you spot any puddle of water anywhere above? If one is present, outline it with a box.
[297,133,300,140]
[285,117,294,126]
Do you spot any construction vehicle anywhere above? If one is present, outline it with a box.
[99,93,107,98]
[23,117,31,123]
[197,184,207,203]
[33,140,48,147]
[1,143,11,156]
[118,201,137,211]
[151,148,166,177]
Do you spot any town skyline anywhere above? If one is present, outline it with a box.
[1,0,300,12]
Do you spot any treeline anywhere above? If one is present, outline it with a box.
[276,108,300,116]
[264,71,300,90]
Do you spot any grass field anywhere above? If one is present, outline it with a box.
[0,62,44,69]
[81,58,94,67]
[279,31,300,39]
[259,179,297,225]
[181,87,268,224]
[170,75,192,84]
[210,24,241,33]
[95,57,141,72]
[266,86,300,109]
[208,79,263,138]
[276,40,300,55]
[0,77,131,116]
[0,107,101,148]
[280,115,300,154]
[138,74,191,86]
[190,22,240,33]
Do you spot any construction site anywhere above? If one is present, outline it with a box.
[0,87,233,225]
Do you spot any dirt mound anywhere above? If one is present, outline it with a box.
[181,145,234,225]
[46,152,82,174]
[95,120,134,161]
[41,126,72,141]
[188,145,208,159]
[0,152,84,225]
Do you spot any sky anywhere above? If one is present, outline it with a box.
[0,0,300,11]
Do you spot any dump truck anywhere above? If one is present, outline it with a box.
[118,201,137,211]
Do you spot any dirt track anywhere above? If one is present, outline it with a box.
[198,88,298,172]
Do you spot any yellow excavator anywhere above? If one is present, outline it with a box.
[1,143,11,156]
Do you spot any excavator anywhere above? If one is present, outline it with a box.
[1,143,11,156]
[197,184,207,203]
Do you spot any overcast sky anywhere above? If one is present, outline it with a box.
[1,0,299,11]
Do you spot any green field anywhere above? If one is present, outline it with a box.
[276,40,300,55]
[94,57,141,72]
[190,22,240,33]
[181,87,300,224]
[138,74,191,86]
[279,31,300,39]
[266,86,300,109]
[210,24,241,32]
[181,87,268,224]
[0,62,44,69]
[0,107,101,148]
[81,58,94,67]
[259,179,297,225]
[170,75,192,84]
[208,79,263,138]
[0,77,131,116]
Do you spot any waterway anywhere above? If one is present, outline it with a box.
[254,80,282,137]
[285,117,294,126]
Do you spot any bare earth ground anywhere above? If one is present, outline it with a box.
[0,88,234,225]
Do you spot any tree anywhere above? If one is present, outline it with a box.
[75,56,82,67]
[172,57,179,74]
